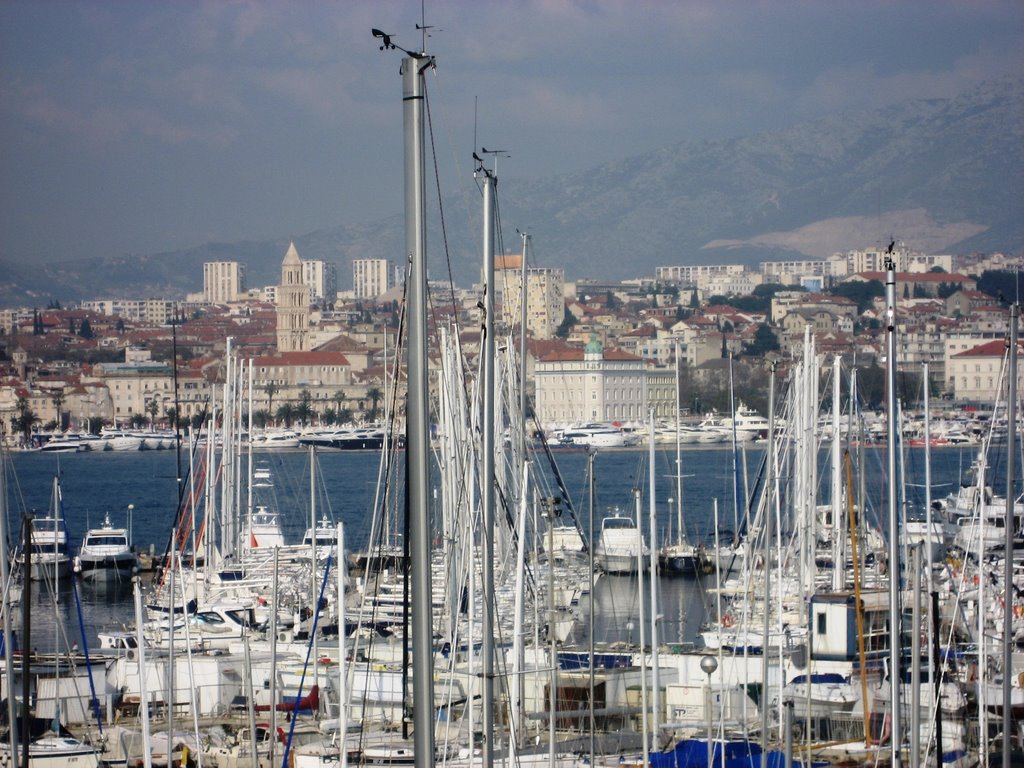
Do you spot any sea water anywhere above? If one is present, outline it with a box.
[0,443,989,653]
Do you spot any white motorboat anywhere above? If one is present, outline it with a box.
[21,515,72,582]
[721,402,769,441]
[556,423,634,449]
[0,731,101,767]
[99,428,143,451]
[73,511,136,584]
[594,512,648,574]
[38,433,85,453]
[242,505,286,550]
[252,429,301,450]
[302,514,339,559]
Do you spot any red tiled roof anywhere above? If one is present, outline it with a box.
[855,271,973,282]
[952,339,1024,358]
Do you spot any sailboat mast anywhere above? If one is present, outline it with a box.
[647,408,660,746]
[401,51,436,767]
[479,167,497,765]
[883,252,903,768]
[1003,302,1019,766]
[0,452,17,761]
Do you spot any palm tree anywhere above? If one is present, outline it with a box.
[337,407,353,426]
[14,396,37,444]
[50,389,66,431]
[332,389,346,415]
[295,389,314,426]
[366,386,383,423]
[275,403,296,428]
[146,398,160,428]
[263,383,280,423]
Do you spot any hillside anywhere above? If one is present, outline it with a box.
[0,77,1019,307]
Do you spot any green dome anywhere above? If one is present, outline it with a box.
[584,333,603,355]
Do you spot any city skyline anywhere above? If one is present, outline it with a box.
[1,1,1022,272]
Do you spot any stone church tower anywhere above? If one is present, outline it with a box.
[276,242,310,352]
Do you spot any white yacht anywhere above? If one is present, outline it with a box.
[556,423,636,449]
[302,515,339,560]
[242,505,287,550]
[594,512,648,574]
[721,402,770,441]
[74,511,136,584]
[22,514,72,582]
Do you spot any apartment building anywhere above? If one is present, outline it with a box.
[302,260,337,303]
[498,261,566,340]
[83,298,180,325]
[352,258,392,300]
[655,264,745,290]
[203,261,246,304]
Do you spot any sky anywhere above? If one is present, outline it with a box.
[1,1,1022,267]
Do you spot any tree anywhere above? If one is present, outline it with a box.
[275,403,295,427]
[252,409,271,429]
[263,383,280,421]
[130,413,147,429]
[554,307,577,339]
[115,318,125,333]
[830,279,885,313]
[336,407,353,426]
[605,290,618,310]
[976,269,1023,303]
[51,389,66,431]
[15,396,37,443]
[79,318,94,339]
[366,387,383,422]
[295,389,314,426]
[146,398,160,427]
[332,389,346,415]
[743,324,780,357]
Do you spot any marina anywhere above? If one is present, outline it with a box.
[1,423,1020,765]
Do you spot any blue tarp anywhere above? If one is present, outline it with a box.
[649,740,829,768]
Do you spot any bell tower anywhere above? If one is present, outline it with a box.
[276,242,310,352]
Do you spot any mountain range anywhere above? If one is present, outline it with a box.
[0,76,1020,308]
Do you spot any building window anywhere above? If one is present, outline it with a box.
[816,612,827,635]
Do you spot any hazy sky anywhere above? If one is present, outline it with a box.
[1,1,1021,266]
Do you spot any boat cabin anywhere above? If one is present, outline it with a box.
[808,589,889,662]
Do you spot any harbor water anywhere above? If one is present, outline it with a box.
[0,442,995,654]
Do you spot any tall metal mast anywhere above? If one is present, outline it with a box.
[883,250,903,768]
[478,162,497,766]
[374,26,437,763]
[1003,302,1019,768]
[401,47,436,768]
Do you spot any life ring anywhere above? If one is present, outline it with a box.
[319,656,334,665]
[722,614,734,628]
